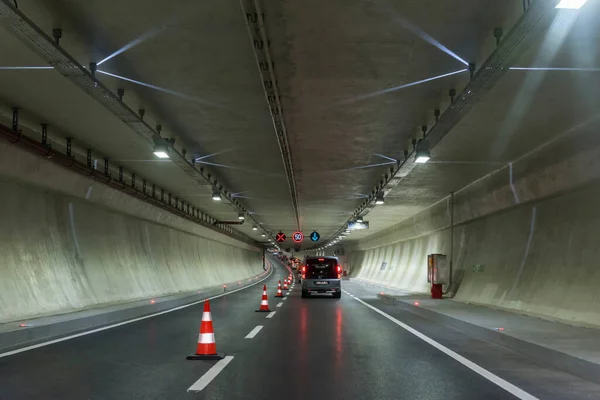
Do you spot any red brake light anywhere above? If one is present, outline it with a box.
[318,258,325,261]
[302,266,306,272]
[337,265,342,273]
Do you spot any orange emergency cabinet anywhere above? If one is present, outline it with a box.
[427,254,448,299]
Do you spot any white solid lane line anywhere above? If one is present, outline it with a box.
[187,356,234,393]
[266,311,276,319]
[245,325,263,339]
[276,302,283,308]
[347,292,539,400]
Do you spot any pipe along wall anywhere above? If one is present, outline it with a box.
[0,136,262,323]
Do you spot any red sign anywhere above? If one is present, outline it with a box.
[292,231,304,243]
[276,232,286,242]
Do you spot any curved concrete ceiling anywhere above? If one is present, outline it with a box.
[0,0,598,247]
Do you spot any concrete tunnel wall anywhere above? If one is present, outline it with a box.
[346,117,600,329]
[0,141,263,323]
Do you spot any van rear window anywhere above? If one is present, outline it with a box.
[305,259,337,279]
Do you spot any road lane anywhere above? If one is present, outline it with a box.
[0,262,288,400]
[3,260,588,400]
[196,287,518,400]
[343,281,600,400]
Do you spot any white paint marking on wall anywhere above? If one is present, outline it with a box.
[85,185,93,200]
[93,159,98,170]
[276,302,283,308]
[144,224,153,256]
[348,293,539,400]
[187,356,234,393]
[510,207,537,296]
[455,228,466,270]
[245,325,263,339]
[0,264,274,359]
[266,311,276,319]
[67,202,82,259]
[509,163,520,204]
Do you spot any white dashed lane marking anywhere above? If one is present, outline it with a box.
[187,356,234,393]
[244,325,263,339]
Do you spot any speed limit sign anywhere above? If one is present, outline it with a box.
[292,231,304,243]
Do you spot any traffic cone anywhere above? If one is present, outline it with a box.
[255,284,271,312]
[283,280,289,290]
[275,280,283,297]
[187,300,225,360]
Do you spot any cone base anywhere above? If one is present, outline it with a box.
[255,309,271,312]
[275,295,283,297]
[187,353,226,360]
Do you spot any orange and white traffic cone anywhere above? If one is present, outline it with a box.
[275,280,283,297]
[283,280,289,290]
[187,300,225,360]
[256,284,271,312]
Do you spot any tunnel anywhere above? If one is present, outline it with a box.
[1,0,599,399]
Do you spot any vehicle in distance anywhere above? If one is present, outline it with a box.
[301,256,342,298]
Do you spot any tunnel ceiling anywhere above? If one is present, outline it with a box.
[0,0,598,247]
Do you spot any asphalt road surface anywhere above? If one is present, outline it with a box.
[0,260,594,400]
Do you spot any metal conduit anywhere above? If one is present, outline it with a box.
[240,0,301,230]
[0,0,271,242]
[0,121,258,245]
[317,0,562,248]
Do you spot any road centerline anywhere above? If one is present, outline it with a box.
[266,311,276,319]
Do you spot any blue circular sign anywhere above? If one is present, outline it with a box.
[310,231,320,242]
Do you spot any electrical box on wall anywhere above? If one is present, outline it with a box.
[427,254,449,285]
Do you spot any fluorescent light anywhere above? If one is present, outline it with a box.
[356,216,363,223]
[212,190,221,201]
[555,0,587,9]
[153,143,170,159]
[252,225,258,231]
[415,148,430,164]
[238,213,245,220]
[375,191,385,205]
[261,233,266,237]
[153,150,169,159]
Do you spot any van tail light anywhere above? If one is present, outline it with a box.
[337,265,342,278]
[302,265,306,279]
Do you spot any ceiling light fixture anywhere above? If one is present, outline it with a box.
[555,0,587,9]
[261,233,266,237]
[415,148,430,164]
[212,189,221,201]
[356,216,363,223]
[375,191,385,205]
[153,143,170,159]
[252,225,258,231]
[238,212,245,220]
